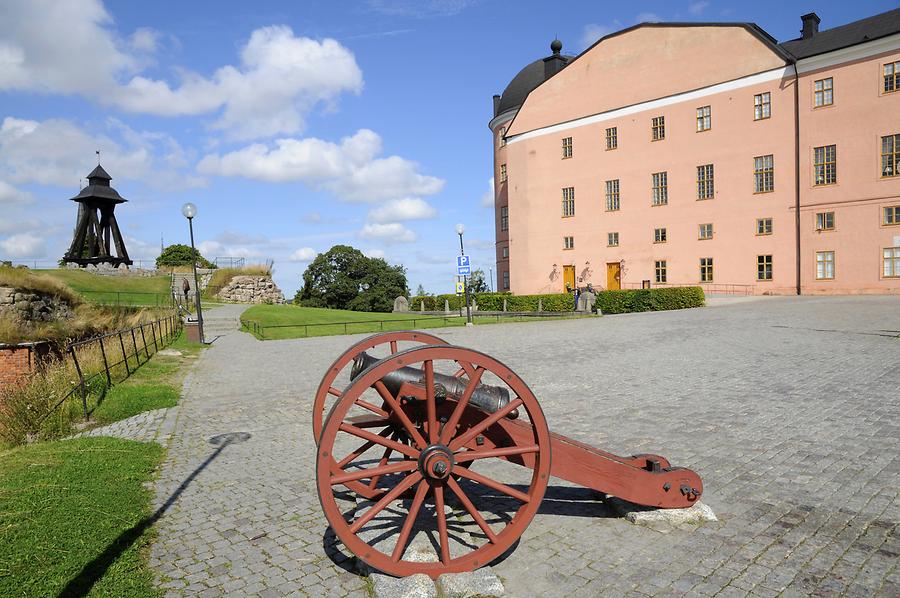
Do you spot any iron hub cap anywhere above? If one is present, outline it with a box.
[419,444,454,480]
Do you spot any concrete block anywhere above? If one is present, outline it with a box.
[436,568,505,597]
[608,497,717,526]
[371,573,436,598]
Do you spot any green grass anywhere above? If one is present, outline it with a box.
[36,269,172,306]
[0,437,164,597]
[241,304,591,340]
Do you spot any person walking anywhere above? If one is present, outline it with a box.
[182,277,190,304]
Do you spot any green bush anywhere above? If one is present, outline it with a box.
[594,286,705,314]
[409,292,574,312]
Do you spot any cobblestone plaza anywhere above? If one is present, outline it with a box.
[113,297,899,597]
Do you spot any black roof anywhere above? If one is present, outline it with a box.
[496,47,573,117]
[780,8,900,59]
[86,164,112,181]
[70,164,126,203]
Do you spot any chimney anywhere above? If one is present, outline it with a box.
[801,12,820,40]
[493,94,501,117]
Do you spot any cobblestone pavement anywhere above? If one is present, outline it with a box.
[149,297,900,597]
[72,406,178,444]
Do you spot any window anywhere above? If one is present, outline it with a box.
[563,236,574,250]
[605,179,620,211]
[502,270,510,289]
[501,246,509,259]
[652,116,665,140]
[655,260,667,284]
[884,61,900,94]
[606,127,618,150]
[757,255,773,281]
[757,218,773,235]
[884,247,900,278]
[816,211,835,231]
[499,163,507,183]
[699,223,713,240]
[654,227,667,243]
[607,232,619,247]
[816,251,835,280]
[884,206,900,225]
[652,171,668,205]
[697,164,714,199]
[499,127,506,147]
[562,187,575,217]
[562,137,572,158]
[814,77,833,107]
[814,145,836,185]
[754,92,771,120]
[500,206,508,231]
[700,258,713,282]
[882,134,899,178]
[754,155,774,192]
[696,106,711,132]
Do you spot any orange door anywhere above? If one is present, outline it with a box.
[606,262,621,290]
[563,265,575,291]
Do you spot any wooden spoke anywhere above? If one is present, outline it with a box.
[373,380,427,449]
[439,366,485,445]
[425,360,437,444]
[328,386,342,397]
[446,477,497,544]
[350,472,422,533]
[368,443,394,490]
[390,340,398,353]
[355,398,389,418]
[391,480,429,562]
[449,397,523,451]
[454,467,531,503]
[331,460,418,486]
[348,417,392,430]
[434,485,451,565]
[339,423,419,459]
[454,444,539,464]
[336,440,375,469]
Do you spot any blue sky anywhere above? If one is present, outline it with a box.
[1,0,896,295]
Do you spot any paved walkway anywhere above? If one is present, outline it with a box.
[142,298,898,597]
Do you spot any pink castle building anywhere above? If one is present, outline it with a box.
[489,10,900,295]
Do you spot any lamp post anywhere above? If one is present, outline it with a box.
[455,223,473,326]
[181,202,205,344]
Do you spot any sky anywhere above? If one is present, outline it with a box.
[1,0,897,296]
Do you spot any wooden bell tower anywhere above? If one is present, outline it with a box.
[63,164,132,267]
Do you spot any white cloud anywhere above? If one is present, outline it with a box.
[288,247,317,262]
[0,3,363,140]
[359,222,417,244]
[0,233,46,258]
[364,248,386,259]
[366,0,480,17]
[369,198,436,223]
[198,129,443,203]
[197,240,264,260]
[580,23,614,49]
[480,177,494,208]
[688,1,710,16]
[0,181,33,204]
[636,12,663,23]
[0,116,203,189]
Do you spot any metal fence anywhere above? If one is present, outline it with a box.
[78,290,176,307]
[40,313,182,422]
[0,259,158,269]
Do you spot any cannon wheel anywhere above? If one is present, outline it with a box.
[312,331,449,445]
[317,345,551,579]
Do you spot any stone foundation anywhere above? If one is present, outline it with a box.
[216,276,285,304]
[0,286,75,323]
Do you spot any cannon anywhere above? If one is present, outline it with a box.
[315,332,703,579]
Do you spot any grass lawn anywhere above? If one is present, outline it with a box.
[36,269,172,306]
[241,304,590,340]
[0,437,164,597]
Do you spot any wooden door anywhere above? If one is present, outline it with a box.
[563,265,575,291]
[606,262,621,290]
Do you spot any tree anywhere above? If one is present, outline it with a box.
[415,284,427,296]
[295,245,409,312]
[156,244,216,269]
[468,268,489,294]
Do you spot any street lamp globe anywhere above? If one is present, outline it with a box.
[181,202,197,219]
[455,223,465,236]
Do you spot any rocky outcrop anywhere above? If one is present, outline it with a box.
[0,286,75,323]
[216,276,285,304]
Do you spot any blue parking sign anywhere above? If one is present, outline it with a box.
[456,255,470,268]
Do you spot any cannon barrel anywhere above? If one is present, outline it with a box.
[350,351,513,416]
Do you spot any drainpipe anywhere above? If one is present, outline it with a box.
[793,60,802,296]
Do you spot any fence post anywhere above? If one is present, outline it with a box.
[98,336,112,387]
[150,321,159,353]
[140,324,150,359]
[118,331,130,375]
[69,347,88,418]
[131,328,141,366]
[344,322,348,334]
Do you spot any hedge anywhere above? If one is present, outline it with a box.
[593,286,705,314]
[408,292,574,312]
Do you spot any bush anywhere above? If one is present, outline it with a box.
[594,286,705,314]
[156,244,215,270]
[408,292,575,312]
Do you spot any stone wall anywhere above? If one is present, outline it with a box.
[216,276,285,304]
[0,286,75,323]
[68,262,159,277]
